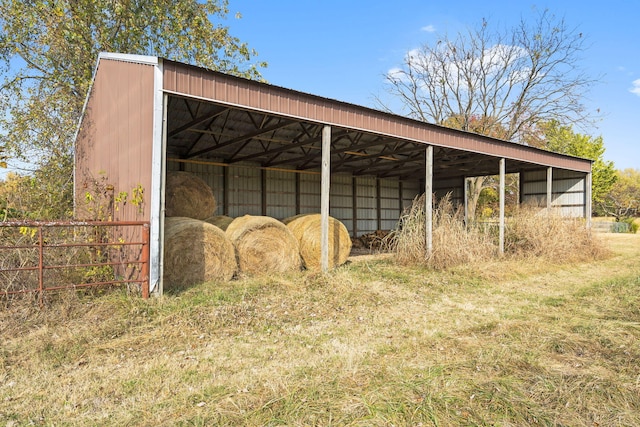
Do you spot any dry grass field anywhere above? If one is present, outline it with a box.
[1,232,639,426]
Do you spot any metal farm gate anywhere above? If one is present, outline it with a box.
[0,221,150,301]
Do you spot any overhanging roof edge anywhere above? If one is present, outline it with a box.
[103,55,590,175]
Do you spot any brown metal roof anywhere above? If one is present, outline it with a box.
[161,59,591,180]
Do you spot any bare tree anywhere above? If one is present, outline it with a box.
[378,10,596,218]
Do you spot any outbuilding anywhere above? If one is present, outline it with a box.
[74,53,593,295]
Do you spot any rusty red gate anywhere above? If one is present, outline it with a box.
[0,221,150,300]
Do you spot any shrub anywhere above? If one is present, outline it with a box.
[622,217,639,234]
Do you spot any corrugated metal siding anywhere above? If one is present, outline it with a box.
[227,165,262,217]
[401,180,421,211]
[75,59,155,222]
[299,173,321,214]
[434,177,464,206]
[380,179,400,230]
[330,174,353,232]
[521,169,586,217]
[266,169,297,219]
[355,176,377,235]
[162,60,592,173]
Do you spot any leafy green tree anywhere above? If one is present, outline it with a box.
[599,168,640,220]
[540,120,616,206]
[379,10,597,218]
[0,0,266,219]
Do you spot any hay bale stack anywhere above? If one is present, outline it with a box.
[225,215,302,275]
[205,215,234,231]
[163,217,236,289]
[284,214,352,270]
[165,171,216,220]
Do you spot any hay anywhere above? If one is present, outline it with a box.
[163,217,236,289]
[165,171,216,220]
[225,215,301,275]
[204,215,234,231]
[284,214,352,270]
[280,213,309,225]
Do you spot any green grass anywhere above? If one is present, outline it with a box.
[1,233,639,426]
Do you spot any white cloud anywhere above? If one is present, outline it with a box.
[630,79,640,96]
[400,43,530,85]
[421,25,436,33]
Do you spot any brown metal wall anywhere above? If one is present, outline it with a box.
[75,59,155,222]
[162,60,591,173]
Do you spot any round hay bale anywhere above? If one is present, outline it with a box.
[165,171,216,220]
[226,215,301,275]
[163,217,236,289]
[280,213,311,225]
[284,214,352,270]
[204,215,234,231]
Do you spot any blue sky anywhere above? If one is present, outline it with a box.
[230,0,639,170]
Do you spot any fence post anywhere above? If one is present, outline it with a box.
[38,225,44,304]
[141,224,150,299]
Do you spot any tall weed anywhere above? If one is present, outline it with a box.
[504,206,608,262]
[392,194,607,269]
[391,194,495,269]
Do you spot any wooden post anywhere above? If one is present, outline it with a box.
[425,146,433,257]
[463,176,469,227]
[321,125,331,272]
[499,158,506,255]
[547,167,553,213]
[585,172,592,229]
[37,226,44,304]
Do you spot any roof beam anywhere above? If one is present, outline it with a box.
[184,119,298,159]
[226,122,323,164]
[168,107,228,138]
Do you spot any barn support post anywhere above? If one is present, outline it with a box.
[425,145,433,257]
[463,176,469,227]
[547,167,553,213]
[585,171,592,228]
[499,158,506,255]
[321,125,331,272]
